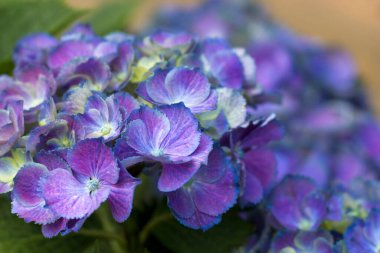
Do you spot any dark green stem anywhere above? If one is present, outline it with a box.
[139,212,172,244]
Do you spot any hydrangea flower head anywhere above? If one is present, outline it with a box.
[0,101,24,156]
[268,176,327,231]
[270,230,334,253]
[344,209,380,253]
[115,103,212,192]
[167,148,238,230]
[137,67,217,113]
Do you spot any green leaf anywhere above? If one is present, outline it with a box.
[151,210,253,253]
[0,0,83,74]
[0,197,125,253]
[82,0,139,35]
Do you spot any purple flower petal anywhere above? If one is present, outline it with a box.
[138,67,216,113]
[34,150,70,171]
[159,161,200,192]
[126,107,170,156]
[47,40,94,74]
[57,57,111,91]
[13,33,57,65]
[108,168,140,222]
[167,148,238,230]
[12,163,57,224]
[269,176,327,231]
[68,138,119,184]
[241,148,276,205]
[159,104,201,157]
[42,168,109,219]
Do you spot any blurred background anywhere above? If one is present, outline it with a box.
[64,0,380,115]
[1,0,379,114]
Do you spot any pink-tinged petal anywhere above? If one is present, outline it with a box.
[68,138,119,184]
[47,40,94,73]
[126,107,170,155]
[167,188,195,219]
[158,161,201,192]
[108,168,140,222]
[159,104,201,156]
[11,163,57,224]
[12,163,48,206]
[34,150,70,171]
[189,133,213,164]
[43,168,110,219]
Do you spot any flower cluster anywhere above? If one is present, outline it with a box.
[0,21,282,238]
[151,0,380,252]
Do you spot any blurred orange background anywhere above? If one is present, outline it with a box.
[67,0,380,116]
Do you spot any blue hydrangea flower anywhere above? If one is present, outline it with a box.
[248,41,292,91]
[268,176,327,231]
[270,230,334,253]
[57,57,111,91]
[306,48,357,96]
[0,149,31,193]
[41,138,140,220]
[0,101,24,156]
[13,33,57,65]
[115,103,212,192]
[1,64,56,122]
[137,67,217,113]
[140,30,193,57]
[75,92,138,142]
[201,38,245,89]
[167,148,238,230]
[344,209,380,253]
[221,117,283,205]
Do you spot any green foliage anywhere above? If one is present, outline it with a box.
[0,0,139,74]
[0,197,98,253]
[0,0,83,73]
[151,210,254,253]
[82,0,138,35]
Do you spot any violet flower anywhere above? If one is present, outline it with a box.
[0,101,24,156]
[115,103,212,192]
[167,148,238,230]
[344,209,380,253]
[137,67,217,113]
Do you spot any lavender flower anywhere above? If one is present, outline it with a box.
[0,101,24,156]
[344,209,380,253]
[42,138,140,220]
[137,67,217,113]
[115,104,212,192]
[270,230,334,253]
[167,148,238,230]
[268,176,327,231]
